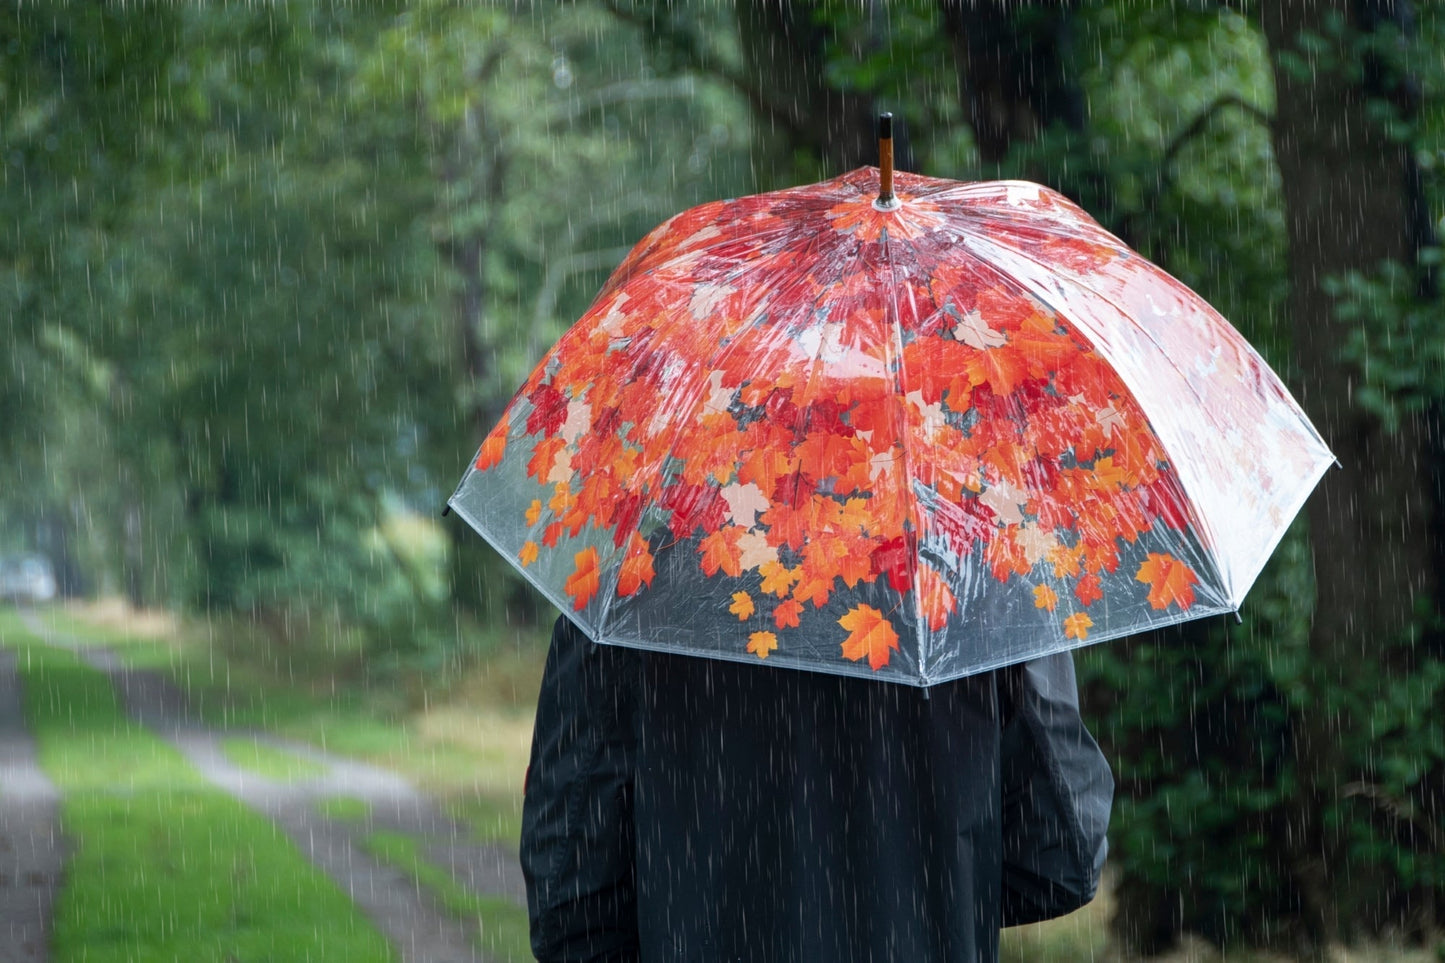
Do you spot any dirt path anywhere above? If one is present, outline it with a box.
[19,614,527,963]
[0,648,60,963]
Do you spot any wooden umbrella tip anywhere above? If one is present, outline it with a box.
[875,111,899,211]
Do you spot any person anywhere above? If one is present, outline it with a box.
[521,613,1113,962]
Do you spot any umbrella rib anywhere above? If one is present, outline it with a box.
[881,226,932,681]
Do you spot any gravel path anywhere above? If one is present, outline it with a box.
[18,613,528,963]
[0,648,60,963]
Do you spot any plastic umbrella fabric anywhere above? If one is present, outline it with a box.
[447,165,1334,687]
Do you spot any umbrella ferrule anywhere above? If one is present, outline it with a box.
[875,112,901,212]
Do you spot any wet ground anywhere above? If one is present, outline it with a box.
[1,613,529,963]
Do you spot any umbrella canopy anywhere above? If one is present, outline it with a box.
[448,165,1333,686]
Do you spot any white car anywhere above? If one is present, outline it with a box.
[0,554,57,604]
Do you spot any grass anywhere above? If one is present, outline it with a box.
[1000,884,1111,962]
[3,624,397,963]
[446,790,525,849]
[220,736,327,781]
[362,830,533,962]
[316,796,372,823]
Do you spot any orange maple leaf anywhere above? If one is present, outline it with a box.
[527,436,568,482]
[616,535,655,597]
[1011,326,1080,379]
[839,604,900,671]
[518,541,539,568]
[524,499,543,527]
[1047,540,1085,579]
[961,345,1028,397]
[476,432,507,471]
[1135,553,1199,610]
[729,591,755,621]
[1063,612,1093,640]
[773,598,804,629]
[747,631,779,660]
[698,526,745,578]
[758,561,801,598]
[548,482,576,516]
[1088,455,1133,492]
[791,567,834,609]
[1033,584,1059,612]
[564,547,601,611]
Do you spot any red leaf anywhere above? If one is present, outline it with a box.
[773,598,804,629]
[1074,573,1103,607]
[525,383,569,436]
[870,535,914,592]
[660,483,726,538]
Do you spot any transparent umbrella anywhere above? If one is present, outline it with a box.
[448,119,1334,686]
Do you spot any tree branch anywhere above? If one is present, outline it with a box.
[1161,94,1272,170]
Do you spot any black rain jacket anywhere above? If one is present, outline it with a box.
[521,615,1112,963]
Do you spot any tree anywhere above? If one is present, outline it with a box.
[1262,0,1444,946]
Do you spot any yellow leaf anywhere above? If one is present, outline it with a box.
[1033,584,1059,612]
[759,561,801,598]
[518,541,539,568]
[729,591,755,621]
[1063,612,1093,640]
[747,631,778,659]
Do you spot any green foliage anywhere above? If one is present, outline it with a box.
[1080,524,1315,947]
[1333,254,1445,429]
[0,3,750,658]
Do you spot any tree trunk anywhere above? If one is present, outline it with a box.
[937,0,1082,168]
[734,0,880,185]
[1262,1,1438,948]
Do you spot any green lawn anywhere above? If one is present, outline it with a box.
[221,736,328,782]
[1,621,397,963]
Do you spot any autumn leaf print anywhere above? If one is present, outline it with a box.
[839,604,900,671]
[747,631,779,659]
[564,547,601,611]
[1135,553,1199,610]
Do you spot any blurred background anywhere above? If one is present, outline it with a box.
[1,2,1442,960]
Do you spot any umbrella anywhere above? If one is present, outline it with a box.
[447,119,1334,687]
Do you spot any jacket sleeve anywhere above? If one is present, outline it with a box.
[521,615,640,963]
[998,651,1114,927]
